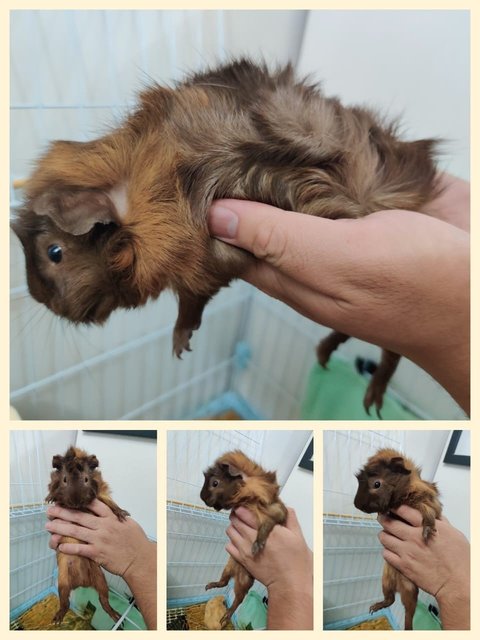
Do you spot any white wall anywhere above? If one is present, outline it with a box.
[432,432,470,539]
[76,430,157,539]
[279,436,314,549]
[298,10,469,179]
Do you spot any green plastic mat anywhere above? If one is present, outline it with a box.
[413,601,442,630]
[71,587,146,630]
[301,358,417,420]
[235,591,267,630]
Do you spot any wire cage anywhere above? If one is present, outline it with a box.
[167,429,312,630]
[9,430,155,631]
[10,10,465,422]
[323,430,450,631]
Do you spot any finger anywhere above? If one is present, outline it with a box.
[378,529,404,555]
[45,518,94,544]
[389,505,424,527]
[48,533,62,550]
[231,507,258,530]
[226,522,252,552]
[87,499,115,518]
[229,515,257,543]
[382,548,402,571]
[209,199,354,291]
[46,505,100,529]
[57,541,96,561]
[225,542,242,564]
[285,508,303,537]
[377,514,413,541]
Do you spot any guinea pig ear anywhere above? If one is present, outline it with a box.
[52,455,63,470]
[388,456,411,475]
[31,188,118,236]
[86,455,99,470]
[220,462,244,479]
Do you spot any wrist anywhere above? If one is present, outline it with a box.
[436,580,470,630]
[123,538,156,588]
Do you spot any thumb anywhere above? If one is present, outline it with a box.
[209,199,332,272]
[285,508,304,537]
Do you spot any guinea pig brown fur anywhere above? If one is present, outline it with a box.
[12,59,441,414]
[204,595,227,630]
[354,448,442,630]
[45,446,129,625]
[200,450,287,626]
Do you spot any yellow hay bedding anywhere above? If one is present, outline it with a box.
[10,593,94,630]
[348,616,392,630]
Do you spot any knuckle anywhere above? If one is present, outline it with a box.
[251,220,288,265]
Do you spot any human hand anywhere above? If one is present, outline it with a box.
[378,505,470,629]
[208,186,469,412]
[45,499,152,582]
[225,506,313,592]
[421,173,470,232]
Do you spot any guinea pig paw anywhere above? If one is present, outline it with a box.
[251,540,265,555]
[423,525,436,541]
[316,342,331,369]
[173,328,193,359]
[363,384,384,419]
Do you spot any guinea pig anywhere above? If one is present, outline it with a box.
[204,595,227,630]
[354,448,442,630]
[200,450,287,626]
[45,446,130,625]
[12,58,441,414]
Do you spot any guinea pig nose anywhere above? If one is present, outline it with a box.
[47,244,63,263]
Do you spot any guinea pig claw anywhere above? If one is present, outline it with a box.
[251,540,264,555]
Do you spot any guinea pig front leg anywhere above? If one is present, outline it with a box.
[416,502,439,541]
[173,292,213,358]
[96,494,130,521]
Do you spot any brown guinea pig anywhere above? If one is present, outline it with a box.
[12,58,440,414]
[204,595,227,630]
[354,448,442,630]
[45,446,130,625]
[200,450,287,627]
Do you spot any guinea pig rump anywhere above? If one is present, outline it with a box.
[55,537,121,624]
[204,595,227,630]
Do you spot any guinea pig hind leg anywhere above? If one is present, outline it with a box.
[316,331,350,368]
[173,292,213,358]
[52,584,71,624]
[363,350,401,418]
[221,572,255,627]
[93,567,121,622]
[369,564,396,616]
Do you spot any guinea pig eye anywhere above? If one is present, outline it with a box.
[373,480,381,489]
[212,480,219,488]
[47,244,63,264]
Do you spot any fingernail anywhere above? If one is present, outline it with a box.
[209,204,238,239]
